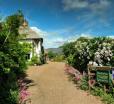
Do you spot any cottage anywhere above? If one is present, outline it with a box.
[19,20,44,61]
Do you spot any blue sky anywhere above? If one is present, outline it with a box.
[0,0,114,48]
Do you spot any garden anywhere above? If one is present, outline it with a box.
[63,37,114,104]
[0,11,42,104]
[1,10,114,104]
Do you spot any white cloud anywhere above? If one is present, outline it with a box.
[80,33,93,38]
[107,35,114,39]
[62,0,110,11]
[30,26,95,48]
[62,0,88,10]
[30,27,47,37]
[30,26,69,48]
[62,0,111,30]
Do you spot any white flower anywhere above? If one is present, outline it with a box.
[107,47,110,50]
[93,62,98,66]
[99,64,103,66]
[105,51,110,57]
[87,56,90,59]
[107,57,110,61]
[89,61,93,65]
[103,43,106,46]
[100,50,104,55]
[109,53,113,56]
[103,47,106,51]
[95,52,100,55]
[99,44,102,48]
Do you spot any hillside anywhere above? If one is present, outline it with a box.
[45,47,63,55]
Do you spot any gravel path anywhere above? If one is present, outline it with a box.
[26,62,103,104]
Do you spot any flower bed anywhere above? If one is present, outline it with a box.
[65,64,114,104]
[18,79,31,104]
[65,64,82,83]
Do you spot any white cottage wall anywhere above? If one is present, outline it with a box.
[35,40,41,57]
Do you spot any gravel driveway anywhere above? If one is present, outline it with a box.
[26,62,103,104]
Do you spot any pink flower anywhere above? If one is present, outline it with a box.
[20,89,30,101]
[18,79,30,103]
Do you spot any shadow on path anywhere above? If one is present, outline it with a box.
[18,73,36,89]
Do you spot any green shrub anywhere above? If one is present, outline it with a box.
[0,11,27,103]
[62,37,114,72]
[40,52,46,64]
[67,54,75,66]
[91,86,114,104]
[0,72,19,104]
[102,93,114,104]
[47,51,56,60]
[53,55,64,62]
[29,56,41,65]
[91,87,104,96]
[77,76,114,104]
[80,76,89,91]
[8,89,19,104]
[63,37,114,104]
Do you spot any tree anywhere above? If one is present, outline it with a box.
[62,42,75,58]
[0,11,27,104]
[48,51,56,60]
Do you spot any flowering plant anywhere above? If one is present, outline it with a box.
[65,64,81,83]
[94,44,113,66]
[18,79,31,104]
[63,37,114,71]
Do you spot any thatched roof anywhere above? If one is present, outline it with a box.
[19,26,41,40]
[19,19,42,40]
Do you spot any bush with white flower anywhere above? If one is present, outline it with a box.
[94,44,113,66]
[63,37,114,72]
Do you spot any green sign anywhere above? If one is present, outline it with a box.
[96,70,111,84]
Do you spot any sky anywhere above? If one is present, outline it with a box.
[0,0,114,48]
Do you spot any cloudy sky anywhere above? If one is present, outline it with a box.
[0,0,114,48]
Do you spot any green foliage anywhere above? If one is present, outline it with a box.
[47,51,56,60]
[6,10,24,33]
[0,72,18,104]
[27,42,45,65]
[47,50,64,62]
[102,93,114,104]
[29,56,41,65]
[9,89,19,104]
[91,86,104,96]
[62,42,75,58]
[66,54,74,65]
[0,11,27,104]
[91,86,114,104]
[62,37,114,72]
[62,37,90,71]
[78,76,114,104]
[40,45,46,64]
[53,55,64,62]
[76,75,114,104]
[80,76,89,91]
[64,36,114,104]
[21,42,32,54]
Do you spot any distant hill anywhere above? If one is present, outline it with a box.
[45,47,63,55]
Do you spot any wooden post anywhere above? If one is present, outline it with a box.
[88,64,90,91]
